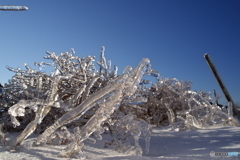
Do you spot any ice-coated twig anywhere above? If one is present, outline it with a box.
[81,76,99,101]
[111,65,118,78]
[97,46,118,79]
[99,46,105,75]
[0,5,28,11]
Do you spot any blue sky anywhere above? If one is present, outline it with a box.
[0,0,240,104]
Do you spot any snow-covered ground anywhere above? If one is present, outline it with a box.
[1,126,240,160]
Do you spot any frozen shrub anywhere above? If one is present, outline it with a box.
[0,46,239,158]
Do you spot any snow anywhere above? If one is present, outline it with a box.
[1,126,240,160]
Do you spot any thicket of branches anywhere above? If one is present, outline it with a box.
[0,47,238,158]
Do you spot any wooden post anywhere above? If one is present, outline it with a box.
[204,53,239,116]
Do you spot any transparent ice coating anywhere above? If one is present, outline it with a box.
[0,5,28,11]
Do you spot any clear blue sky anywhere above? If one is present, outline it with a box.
[1,0,240,104]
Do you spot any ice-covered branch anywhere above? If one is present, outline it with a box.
[0,5,28,11]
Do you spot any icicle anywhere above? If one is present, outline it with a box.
[107,60,111,76]
[0,124,6,146]
[165,103,175,129]
[111,65,118,78]
[99,46,105,74]
[144,137,150,155]
[24,63,36,74]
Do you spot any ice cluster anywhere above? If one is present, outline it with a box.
[0,46,239,158]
